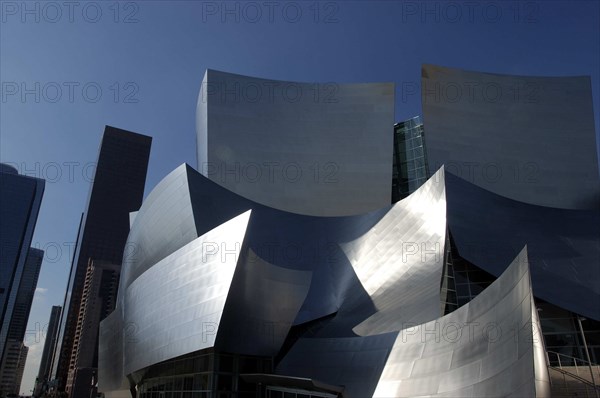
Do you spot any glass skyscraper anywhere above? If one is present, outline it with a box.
[391,116,429,203]
[0,163,45,396]
[34,305,61,396]
[51,126,151,396]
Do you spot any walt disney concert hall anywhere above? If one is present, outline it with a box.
[98,67,600,397]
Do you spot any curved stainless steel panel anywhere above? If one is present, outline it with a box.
[373,247,550,397]
[445,171,600,320]
[101,167,451,395]
[123,210,251,375]
[532,294,552,397]
[422,64,600,210]
[215,168,446,354]
[342,167,446,335]
[98,308,128,394]
[96,64,594,397]
[196,69,395,217]
[215,249,312,356]
[101,164,555,397]
[119,163,251,293]
[118,164,199,294]
[273,169,448,398]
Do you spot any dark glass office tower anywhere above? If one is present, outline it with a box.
[5,249,43,342]
[51,126,151,395]
[0,163,45,378]
[0,248,43,395]
[34,305,61,396]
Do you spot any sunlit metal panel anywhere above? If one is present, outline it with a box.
[373,247,550,397]
[122,211,250,375]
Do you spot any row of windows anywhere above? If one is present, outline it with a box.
[141,374,212,392]
[267,388,338,398]
[139,373,256,395]
[138,352,273,395]
[138,393,258,398]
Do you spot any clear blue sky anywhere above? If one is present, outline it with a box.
[1,1,599,394]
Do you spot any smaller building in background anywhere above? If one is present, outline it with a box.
[391,116,429,203]
[0,340,28,395]
[34,305,62,396]
[0,246,43,396]
[6,249,44,343]
[66,260,120,398]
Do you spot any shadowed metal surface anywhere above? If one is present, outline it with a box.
[373,247,551,397]
[422,64,600,210]
[215,249,313,356]
[196,69,395,217]
[276,334,398,398]
[445,171,600,321]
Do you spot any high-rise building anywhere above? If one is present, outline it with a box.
[391,116,429,202]
[66,260,120,397]
[0,164,45,363]
[52,126,151,395]
[4,248,43,343]
[0,248,43,395]
[14,344,27,394]
[34,305,61,396]
[0,340,28,395]
[0,164,45,396]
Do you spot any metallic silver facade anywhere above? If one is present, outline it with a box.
[215,249,313,356]
[95,66,600,397]
[118,163,252,295]
[422,64,600,210]
[118,164,200,292]
[445,171,600,321]
[123,211,251,375]
[98,307,126,394]
[340,166,446,336]
[99,166,556,398]
[103,160,554,397]
[373,248,550,397]
[99,210,251,391]
[196,69,395,217]
[422,64,600,323]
